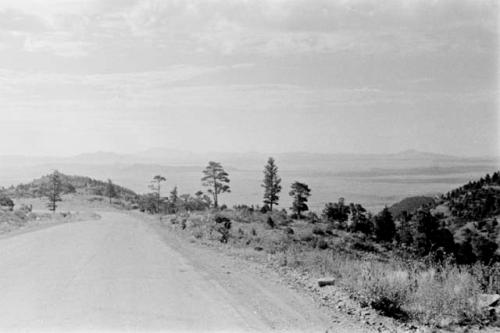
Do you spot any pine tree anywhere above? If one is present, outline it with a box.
[289,182,311,219]
[105,179,117,204]
[169,186,178,213]
[262,157,282,211]
[149,175,166,214]
[46,170,62,212]
[374,206,395,242]
[201,161,230,208]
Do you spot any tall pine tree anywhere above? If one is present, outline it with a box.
[201,161,230,208]
[289,182,311,219]
[262,157,282,211]
[105,179,117,204]
[46,170,62,212]
[149,175,166,214]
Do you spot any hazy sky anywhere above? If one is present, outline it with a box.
[0,0,498,157]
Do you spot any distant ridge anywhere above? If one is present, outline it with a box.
[0,148,494,167]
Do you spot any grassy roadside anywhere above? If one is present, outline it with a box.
[159,208,500,331]
[0,197,101,237]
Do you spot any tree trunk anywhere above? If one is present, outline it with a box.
[156,182,161,214]
[213,175,218,208]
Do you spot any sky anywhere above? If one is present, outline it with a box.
[0,0,498,157]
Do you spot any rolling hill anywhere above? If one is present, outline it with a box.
[2,173,139,203]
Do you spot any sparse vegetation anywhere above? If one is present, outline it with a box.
[159,170,500,329]
[4,172,138,204]
[169,206,499,328]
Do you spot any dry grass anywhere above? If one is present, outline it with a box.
[279,245,488,325]
[172,210,498,327]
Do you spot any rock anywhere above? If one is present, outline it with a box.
[317,277,335,287]
[477,293,500,308]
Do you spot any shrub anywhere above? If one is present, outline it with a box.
[411,265,483,324]
[214,215,230,224]
[0,195,14,210]
[18,204,32,213]
[300,233,315,242]
[374,207,395,242]
[351,240,377,253]
[192,227,204,239]
[260,205,270,214]
[13,209,28,221]
[317,239,328,250]
[312,226,325,236]
[306,211,320,223]
[322,199,349,226]
[266,216,275,229]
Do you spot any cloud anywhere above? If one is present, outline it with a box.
[0,0,496,60]
[23,32,90,57]
[118,0,498,57]
[0,8,50,32]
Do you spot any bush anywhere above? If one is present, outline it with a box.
[300,233,315,242]
[317,239,328,250]
[13,209,28,221]
[351,240,377,253]
[322,200,349,226]
[214,215,230,224]
[266,216,275,229]
[374,207,395,242]
[0,195,14,210]
[18,204,32,213]
[306,211,320,223]
[312,226,325,236]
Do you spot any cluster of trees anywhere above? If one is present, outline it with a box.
[138,161,229,214]
[137,158,498,265]
[443,171,500,220]
[138,157,311,218]
[43,171,124,212]
[320,196,499,264]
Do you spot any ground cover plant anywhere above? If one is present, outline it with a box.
[165,204,500,329]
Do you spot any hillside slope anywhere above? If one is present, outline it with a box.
[3,173,138,203]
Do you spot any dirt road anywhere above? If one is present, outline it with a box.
[0,212,369,332]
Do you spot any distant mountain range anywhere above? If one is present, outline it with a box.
[0,148,496,169]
